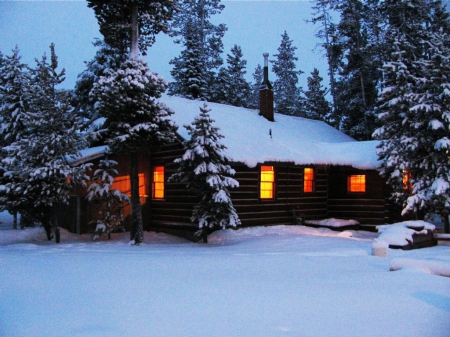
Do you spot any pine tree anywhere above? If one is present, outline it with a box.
[0,46,30,145]
[248,64,263,110]
[169,18,208,99]
[169,103,240,242]
[0,46,31,229]
[1,44,88,243]
[91,58,178,244]
[308,0,339,115]
[73,40,127,132]
[86,153,130,240]
[304,68,332,123]
[169,0,227,100]
[374,0,450,231]
[332,0,381,140]
[87,0,177,56]
[271,31,303,116]
[223,45,250,107]
[398,12,450,232]
[88,0,178,244]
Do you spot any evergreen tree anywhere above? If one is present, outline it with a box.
[209,67,229,104]
[333,0,381,140]
[169,0,227,100]
[271,31,303,116]
[405,23,450,232]
[87,0,177,56]
[169,103,240,242]
[0,46,31,229]
[169,18,208,99]
[0,46,30,145]
[210,45,250,107]
[304,68,332,122]
[1,44,88,243]
[374,0,450,231]
[223,45,250,107]
[73,40,126,132]
[86,154,130,240]
[308,0,340,115]
[87,0,178,245]
[91,58,178,244]
[248,64,263,110]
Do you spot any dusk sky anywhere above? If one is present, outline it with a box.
[0,1,328,89]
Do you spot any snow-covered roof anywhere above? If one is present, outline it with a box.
[160,94,381,170]
[70,145,109,166]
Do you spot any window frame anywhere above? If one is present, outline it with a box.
[347,174,366,193]
[303,167,315,193]
[260,165,275,200]
[152,166,165,200]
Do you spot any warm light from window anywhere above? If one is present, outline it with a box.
[112,173,146,197]
[304,168,314,193]
[153,166,165,199]
[348,175,366,193]
[260,166,274,199]
[402,170,412,191]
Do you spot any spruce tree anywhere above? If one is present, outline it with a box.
[304,68,332,123]
[169,103,240,242]
[0,46,31,229]
[87,0,177,55]
[248,64,263,110]
[169,18,208,99]
[271,31,303,116]
[223,45,250,107]
[73,40,126,132]
[1,44,88,243]
[308,0,339,115]
[374,0,450,231]
[87,0,178,245]
[86,154,130,240]
[333,0,381,140]
[91,58,178,244]
[169,0,227,100]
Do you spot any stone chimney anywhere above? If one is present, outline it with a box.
[259,53,274,122]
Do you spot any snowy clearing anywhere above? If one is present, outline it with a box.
[0,220,449,337]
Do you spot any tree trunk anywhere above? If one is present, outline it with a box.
[53,209,60,244]
[129,152,144,244]
[12,212,17,230]
[130,2,139,58]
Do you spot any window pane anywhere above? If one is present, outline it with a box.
[304,168,314,193]
[260,166,274,199]
[153,166,165,199]
[348,175,366,193]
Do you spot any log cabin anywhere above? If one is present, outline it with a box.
[60,55,402,238]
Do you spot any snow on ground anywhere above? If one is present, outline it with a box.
[0,216,449,337]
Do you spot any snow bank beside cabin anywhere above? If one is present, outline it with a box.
[305,218,360,228]
[390,258,450,277]
[376,221,435,247]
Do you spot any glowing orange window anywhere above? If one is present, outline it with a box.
[260,166,274,199]
[112,173,146,197]
[348,175,366,193]
[152,166,165,199]
[304,168,314,193]
[403,170,412,191]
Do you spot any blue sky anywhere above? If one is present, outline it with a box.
[0,0,328,90]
